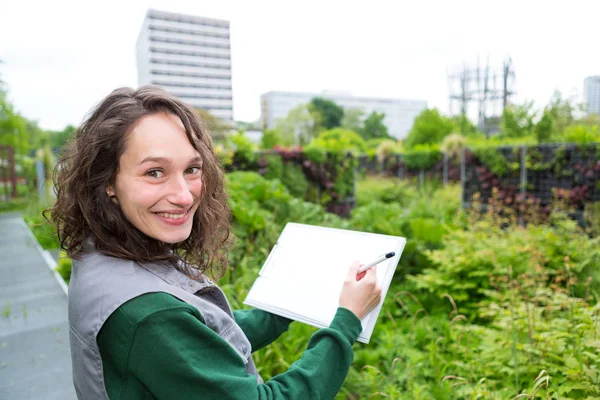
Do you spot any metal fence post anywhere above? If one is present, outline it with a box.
[460,147,466,209]
[36,160,45,199]
[397,154,404,180]
[442,151,448,186]
[520,146,527,199]
[519,146,528,225]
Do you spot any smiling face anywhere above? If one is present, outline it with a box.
[109,112,204,244]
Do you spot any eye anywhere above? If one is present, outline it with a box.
[146,169,165,178]
[185,166,202,175]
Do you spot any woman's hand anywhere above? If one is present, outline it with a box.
[338,261,382,320]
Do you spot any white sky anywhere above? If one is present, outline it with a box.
[1,0,598,130]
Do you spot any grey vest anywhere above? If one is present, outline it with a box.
[68,248,262,399]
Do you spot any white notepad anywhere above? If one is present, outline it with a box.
[243,223,406,343]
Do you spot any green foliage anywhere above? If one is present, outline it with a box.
[309,97,344,130]
[472,145,519,177]
[441,133,467,160]
[360,111,390,140]
[275,104,317,146]
[375,139,403,162]
[281,163,308,198]
[307,128,367,155]
[230,131,257,169]
[501,102,536,138]
[263,154,283,181]
[48,125,76,149]
[260,129,284,149]
[405,108,454,149]
[411,212,600,310]
[0,196,30,213]
[452,114,478,136]
[355,177,418,207]
[55,251,72,283]
[562,125,600,144]
[547,90,578,134]
[403,144,442,170]
[303,146,326,164]
[341,108,364,133]
[195,109,231,143]
[534,109,553,143]
[23,200,58,250]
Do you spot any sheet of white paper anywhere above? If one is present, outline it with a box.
[245,223,406,343]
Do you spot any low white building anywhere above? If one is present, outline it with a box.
[260,90,427,140]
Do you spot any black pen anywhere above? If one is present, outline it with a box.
[358,252,395,273]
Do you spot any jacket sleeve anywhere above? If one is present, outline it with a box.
[232,308,293,352]
[120,306,362,400]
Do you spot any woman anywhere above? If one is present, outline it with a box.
[50,86,382,399]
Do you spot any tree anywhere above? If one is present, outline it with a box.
[309,97,344,130]
[307,128,366,154]
[501,101,536,138]
[451,114,478,136]
[275,104,317,146]
[194,109,232,144]
[546,90,578,134]
[360,111,390,140]
[404,108,454,149]
[534,109,553,143]
[260,129,285,149]
[49,124,76,149]
[341,108,364,132]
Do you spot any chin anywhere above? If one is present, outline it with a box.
[156,229,193,244]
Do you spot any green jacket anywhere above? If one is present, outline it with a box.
[97,292,362,399]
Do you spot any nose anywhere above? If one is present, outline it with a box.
[167,175,194,207]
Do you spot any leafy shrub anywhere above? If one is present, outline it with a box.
[281,163,308,198]
[375,139,403,162]
[562,125,600,144]
[403,144,442,170]
[355,177,418,207]
[307,128,367,155]
[441,133,467,160]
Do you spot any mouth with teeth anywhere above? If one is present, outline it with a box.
[153,208,192,226]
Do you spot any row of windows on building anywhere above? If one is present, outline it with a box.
[150,58,230,70]
[150,70,231,80]
[148,14,228,29]
[150,47,230,60]
[152,81,232,90]
[148,25,229,40]
[149,37,230,50]
[168,92,232,100]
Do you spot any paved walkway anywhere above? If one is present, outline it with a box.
[0,213,76,400]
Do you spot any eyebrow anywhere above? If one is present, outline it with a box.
[138,156,203,166]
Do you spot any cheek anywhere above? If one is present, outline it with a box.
[190,179,204,198]
[117,181,161,213]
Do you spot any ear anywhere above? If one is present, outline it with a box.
[106,185,116,197]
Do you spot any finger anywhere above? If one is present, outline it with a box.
[346,260,360,276]
[363,265,378,281]
[356,271,366,281]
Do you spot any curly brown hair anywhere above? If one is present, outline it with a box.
[48,86,231,278]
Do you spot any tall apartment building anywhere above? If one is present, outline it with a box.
[260,91,427,140]
[136,9,234,122]
[584,76,600,115]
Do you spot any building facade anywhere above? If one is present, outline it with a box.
[584,76,600,115]
[136,9,234,122]
[260,91,427,140]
